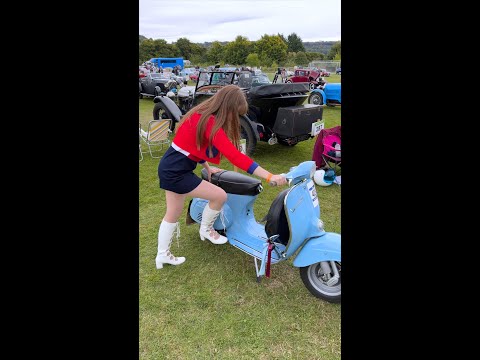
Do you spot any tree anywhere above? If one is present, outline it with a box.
[277,33,288,45]
[327,41,341,60]
[254,34,288,65]
[207,41,225,63]
[139,38,179,63]
[223,36,253,65]
[190,43,207,62]
[175,37,195,60]
[306,52,324,61]
[245,53,260,68]
[287,33,305,53]
[295,52,309,67]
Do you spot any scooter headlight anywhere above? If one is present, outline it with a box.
[317,218,324,231]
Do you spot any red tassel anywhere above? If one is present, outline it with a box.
[265,243,273,278]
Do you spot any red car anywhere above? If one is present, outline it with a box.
[189,72,199,82]
[286,69,323,90]
[319,68,331,77]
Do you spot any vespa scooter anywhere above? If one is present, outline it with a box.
[187,160,341,303]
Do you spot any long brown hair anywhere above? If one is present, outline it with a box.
[176,84,248,152]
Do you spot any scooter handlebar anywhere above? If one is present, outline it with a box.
[269,174,288,187]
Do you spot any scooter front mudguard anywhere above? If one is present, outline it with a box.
[292,232,341,267]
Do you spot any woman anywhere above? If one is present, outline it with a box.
[155,85,287,269]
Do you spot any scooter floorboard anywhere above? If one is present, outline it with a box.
[228,221,286,263]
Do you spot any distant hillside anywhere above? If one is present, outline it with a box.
[303,41,338,55]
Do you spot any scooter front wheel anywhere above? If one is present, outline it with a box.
[300,261,341,303]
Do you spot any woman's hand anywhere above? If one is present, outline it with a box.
[269,174,287,186]
[208,167,223,182]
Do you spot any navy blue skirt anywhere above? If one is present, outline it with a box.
[158,146,203,194]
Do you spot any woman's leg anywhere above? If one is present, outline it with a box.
[186,180,228,244]
[155,190,187,269]
[185,180,227,209]
[164,190,187,222]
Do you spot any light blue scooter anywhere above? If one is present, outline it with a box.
[187,161,341,303]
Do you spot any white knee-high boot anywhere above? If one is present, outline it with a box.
[199,204,228,244]
[155,220,186,269]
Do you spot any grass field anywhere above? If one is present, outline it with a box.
[139,75,341,359]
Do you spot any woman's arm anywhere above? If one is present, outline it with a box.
[212,129,286,185]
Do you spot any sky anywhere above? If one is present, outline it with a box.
[139,0,340,43]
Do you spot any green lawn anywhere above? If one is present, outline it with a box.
[139,77,341,359]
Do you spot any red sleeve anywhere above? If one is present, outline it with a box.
[211,128,255,172]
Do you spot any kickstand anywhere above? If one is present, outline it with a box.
[254,257,262,283]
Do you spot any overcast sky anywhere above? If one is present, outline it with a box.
[139,0,341,43]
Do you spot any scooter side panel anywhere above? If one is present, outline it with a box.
[292,232,341,267]
[284,180,322,258]
[189,198,233,230]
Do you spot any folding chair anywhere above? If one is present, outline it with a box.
[312,125,341,175]
[139,119,172,158]
[321,133,341,175]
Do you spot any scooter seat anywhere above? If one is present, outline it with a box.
[201,169,262,196]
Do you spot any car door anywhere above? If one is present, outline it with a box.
[144,74,155,94]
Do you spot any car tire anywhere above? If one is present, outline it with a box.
[308,92,324,105]
[153,102,176,132]
[239,116,257,156]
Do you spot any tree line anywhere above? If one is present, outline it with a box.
[139,33,341,68]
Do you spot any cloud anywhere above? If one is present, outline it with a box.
[139,0,340,43]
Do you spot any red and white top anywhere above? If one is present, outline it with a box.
[172,112,259,174]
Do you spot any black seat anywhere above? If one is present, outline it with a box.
[201,169,262,196]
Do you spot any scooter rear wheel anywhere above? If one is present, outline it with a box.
[300,261,341,303]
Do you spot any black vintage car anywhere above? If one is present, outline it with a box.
[139,73,179,98]
[152,70,324,155]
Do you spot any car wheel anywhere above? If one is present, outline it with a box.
[308,92,324,105]
[153,102,176,132]
[286,80,292,83]
[239,116,257,156]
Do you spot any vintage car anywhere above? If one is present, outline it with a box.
[152,70,324,155]
[178,67,197,81]
[139,73,181,98]
[308,82,341,106]
[285,69,324,90]
[319,68,331,77]
[236,71,272,88]
[189,72,199,82]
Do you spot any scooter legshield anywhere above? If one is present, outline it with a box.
[189,198,233,230]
